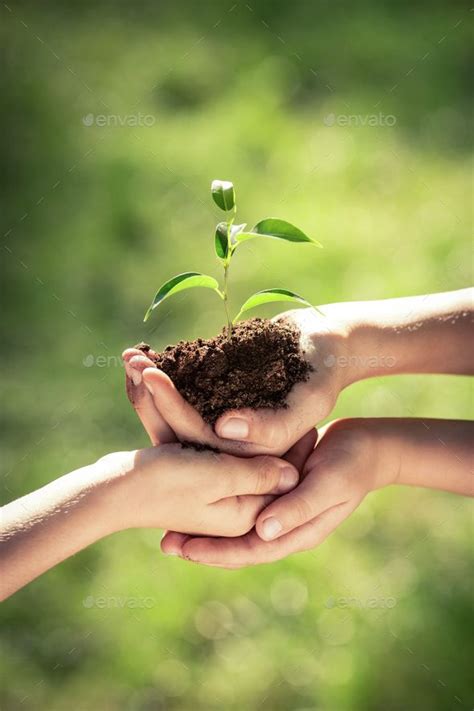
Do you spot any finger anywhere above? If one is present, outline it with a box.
[122,352,175,445]
[182,500,356,567]
[141,368,222,449]
[283,428,318,471]
[218,454,299,499]
[212,493,275,536]
[255,454,349,541]
[129,356,175,444]
[161,531,191,556]
[123,348,148,391]
[213,379,315,456]
[141,366,287,458]
[123,346,158,364]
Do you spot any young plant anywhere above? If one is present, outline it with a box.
[144,180,322,338]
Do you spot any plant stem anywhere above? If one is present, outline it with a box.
[222,204,237,340]
[223,262,232,339]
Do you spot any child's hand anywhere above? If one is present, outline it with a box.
[103,443,300,538]
[0,430,299,600]
[125,289,474,458]
[123,307,350,456]
[161,419,386,565]
[163,416,473,565]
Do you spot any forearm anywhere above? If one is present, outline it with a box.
[323,288,473,384]
[369,418,474,495]
[0,457,129,600]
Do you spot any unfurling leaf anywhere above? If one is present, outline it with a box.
[229,222,247,246]
[235,218,321,247]
[233,288,313,323]
[214,222,229,260]
[215,222,248,261]
[144,272,221,322]
[211,180,235,211]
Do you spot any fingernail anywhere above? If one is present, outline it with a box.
[278,466,298,493]
[261,517,282,540]
[218,417,249,440]
[165,551,179,557]
[131,368,142,386]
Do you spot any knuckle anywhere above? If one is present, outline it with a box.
[290,493,314,525]
[222,504,253,537]
[254,456,279,491]
[264,420,282,449]
[249,412,284,452]
[233,497,253,532]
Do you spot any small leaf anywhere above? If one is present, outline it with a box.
[215,223,247,261]
[211,179,235,211]
[229,222,247,246]
[234,288,313,322]
[235,218,322,247]
[214,222,229,260]
[144,272,221,322]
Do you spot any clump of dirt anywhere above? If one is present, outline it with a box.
[136,317,312,425]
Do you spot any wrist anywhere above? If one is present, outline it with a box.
[364,419,404,491]
[308,303,372,389]
[91,450,150,534]
[318,300,400,386]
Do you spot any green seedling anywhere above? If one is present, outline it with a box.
[144,180,322,338]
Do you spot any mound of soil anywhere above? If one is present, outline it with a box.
[136,317,312,425]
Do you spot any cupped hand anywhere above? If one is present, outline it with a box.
[113,442,300,537]
[123,307,351,457]
[161,419,378,565]
[122,347,302,538]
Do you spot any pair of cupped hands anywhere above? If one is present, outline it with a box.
[123,309,371,568]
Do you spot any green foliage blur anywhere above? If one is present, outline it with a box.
[1,1,472,709]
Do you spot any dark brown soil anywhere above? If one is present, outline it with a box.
[136,318,312,425]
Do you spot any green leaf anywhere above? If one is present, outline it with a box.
[211,180,235,211]
[235,218,322,247]
[144,272,221,322]
[229,223,247,246]
[215,222,247,261]
[214,222,229,260]
[234,288,313,322]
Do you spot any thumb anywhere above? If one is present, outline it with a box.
[214,408,296,455]
[255,455,348,541]
[142,367,219,448]
[161,531,191,557]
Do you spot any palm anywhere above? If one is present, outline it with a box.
[123,308,345,456]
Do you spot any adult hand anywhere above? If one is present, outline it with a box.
[161,419,378,565]
[124,307,352,457]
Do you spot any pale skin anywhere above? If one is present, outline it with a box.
[161,418,474,568]
[2,289,472,596]
[0,445,300,600]
[123,288,473,565]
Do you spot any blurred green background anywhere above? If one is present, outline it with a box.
[1,1,473,709]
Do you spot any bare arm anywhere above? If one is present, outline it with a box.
[126,289,473,456]
[162,418,473,566]
[372,418,474,495]
[0,446,298,600]
[0,460,124,600]
[334,287,474,384]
